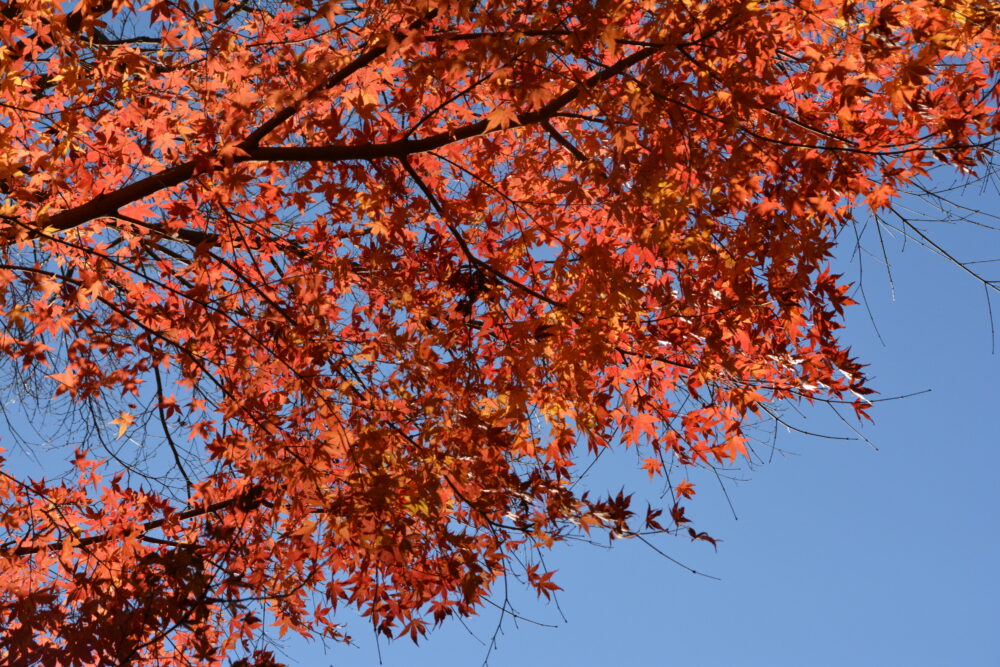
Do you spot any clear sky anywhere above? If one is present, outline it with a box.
[4,189,997,666]
[274,190,1000,666]
[2,4,996,666]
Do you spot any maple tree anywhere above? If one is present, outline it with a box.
[0,0,997,663]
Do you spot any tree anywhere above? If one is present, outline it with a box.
[0,0,997,664]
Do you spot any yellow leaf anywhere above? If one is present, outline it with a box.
[7,304,29,330]
[484,107,519,132]
[109,412,134,439]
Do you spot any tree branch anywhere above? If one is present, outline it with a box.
[32,46,661,238]
[2,486,269,557]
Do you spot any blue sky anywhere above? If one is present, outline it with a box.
[275,192,1000,666]
[3,189,995,666]
[5,6,995,666]
[4,104,997,667]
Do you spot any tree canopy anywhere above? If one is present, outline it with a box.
[0,0,997,664]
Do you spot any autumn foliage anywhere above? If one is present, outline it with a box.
[0,0,997,663]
